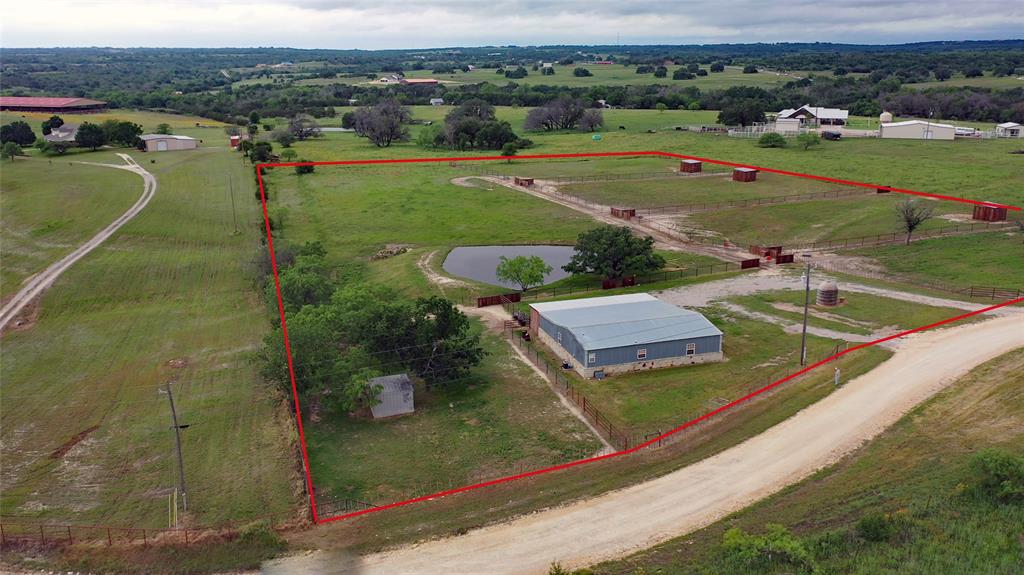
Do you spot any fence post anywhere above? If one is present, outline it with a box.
[67,525,72,544]
[106,527,112,546]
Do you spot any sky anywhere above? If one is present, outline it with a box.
[2,0,1022,49]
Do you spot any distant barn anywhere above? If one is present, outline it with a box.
[0,96,107,114]
[368,374,415,419]
[139,134,198,152]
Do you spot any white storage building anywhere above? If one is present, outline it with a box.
[879,120,956,140]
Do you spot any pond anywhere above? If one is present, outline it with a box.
[442,245,576,289]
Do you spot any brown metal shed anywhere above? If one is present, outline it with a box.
[610,207,636,219]
[733,167,758,182]
[972,203,1007,222]
[680,160,702,173]
[513,177,534,187]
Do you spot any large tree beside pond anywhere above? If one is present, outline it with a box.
[496,255,552,291]
[563,225,665,281]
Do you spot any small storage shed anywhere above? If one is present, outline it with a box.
[995,122,1022,138]
[879,120,955,140]
[513,176,534,187]
[972,202,1008,222]
[368,374,415,419]
[140,134,198,152]
[816,280,840,306]
[610,207,636,220]
[680,159,702,173]
[733,167,758,182]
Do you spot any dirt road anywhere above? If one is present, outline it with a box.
[0,154,156,332]
[264,313,1023,575]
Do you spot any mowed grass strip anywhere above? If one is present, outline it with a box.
[0,160,141,299]
[0,147,295,527]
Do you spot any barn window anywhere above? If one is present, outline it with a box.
[588,352,596,365]
[686,343,696,356]
[637,348,647,360]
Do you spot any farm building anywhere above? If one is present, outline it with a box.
[995,122,1022,138]
[529,293,723,379]
[0,96,107,113]
[733,167,758,182]
[429,98,445,106]
[776,105,849,126]
[679,159,702,173]
[773,117,802,134]
[400,78,438,85]
[139,134,198,152]
[972,202,1008,222]
[43,124,78,143]
[368,374,415,419]
[879,120,956,140]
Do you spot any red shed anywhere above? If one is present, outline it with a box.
[680,159,702,173]
[513,177,534,187]
[610,207,636,219]
[733,167,758,182]
[230,135,242,148]
[972,203,1007,222]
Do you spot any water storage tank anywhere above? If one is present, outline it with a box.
[816,280,839,306]
[879,111,894,123]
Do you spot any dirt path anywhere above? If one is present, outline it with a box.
[455,176,750,263]
[415,250,469,295]
[264,313,1024,575]
[0,154,157,333]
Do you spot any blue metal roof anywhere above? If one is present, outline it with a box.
[531,294,722,351]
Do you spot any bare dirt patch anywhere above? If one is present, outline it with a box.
[49,425,100,460]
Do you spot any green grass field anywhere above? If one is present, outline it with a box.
[0,161,141,299]
[595,348,1024,575]
[558,170,856,209]
[729,290,980,337]
[854,233,1024,288]
[0,146,295,528]
[398,64,832,89]
[306,327,601,504]
[688,193,967,246]
[906,72,1024,90]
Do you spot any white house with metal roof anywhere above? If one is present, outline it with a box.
[776,104,849,126]
[529,293,723,379]
[995,122,1022,138]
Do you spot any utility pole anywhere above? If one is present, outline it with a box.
[161,382,189,512]
[800,254,812,366]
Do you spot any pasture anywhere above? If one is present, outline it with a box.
[0,145,295,528]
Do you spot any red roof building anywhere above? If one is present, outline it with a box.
[0,96,108,113]
[399,78,438,85]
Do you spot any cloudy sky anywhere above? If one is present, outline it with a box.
[3,0,1022,49]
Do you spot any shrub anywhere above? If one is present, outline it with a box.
[295,161,315,175]
[856,512,899,542]
[237,520,286,552]
[573,67,593,77]
[970,448,1024,503]
[722,524,813,571]
[796,132,821,150]
[757,132,788,148]
[742,64,759,73]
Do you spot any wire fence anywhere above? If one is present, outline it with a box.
[635,187,875,215]
[810,259,1023,301]
[781,220,1019,253]
[0,515,287,548]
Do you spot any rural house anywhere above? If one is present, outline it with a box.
[529,293,723,379]
[776,104,849,126]
[995,122,1022,138]
[368,374,415,419]
[43,123,79,143]
[429,98,445,106]
[139,134,198,151]
[879,120,955,140]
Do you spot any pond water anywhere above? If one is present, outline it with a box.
[442,245,575,289]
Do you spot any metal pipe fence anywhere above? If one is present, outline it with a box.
[778,220,1018,253]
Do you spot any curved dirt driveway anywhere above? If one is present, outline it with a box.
[0,154,156,332]
[265,312,1023,574]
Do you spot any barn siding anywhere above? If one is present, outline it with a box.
[589,334,721,367]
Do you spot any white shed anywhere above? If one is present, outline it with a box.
[879,120,955,140]
[995,122,1022,138]
[368,374,415,419]
[140,134,198,152]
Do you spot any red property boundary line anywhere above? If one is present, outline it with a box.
[254,151,1022,525]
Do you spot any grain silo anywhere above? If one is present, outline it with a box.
[816,280,839,307]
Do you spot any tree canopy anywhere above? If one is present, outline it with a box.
[1,121,36,146]
[496,255,552,291]
[563,225,665,280]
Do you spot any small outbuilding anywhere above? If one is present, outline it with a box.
[733,167,758,182]
[972,202,1008,222]
[995,122,1022,138]
[529,293,723,378]
[140,134,198,152]
[776,104,849,126]
[368,374,415,419]
[43,123,79,143]
[879,120,955,140]
[679,159,702,173]
[429,98,445,106]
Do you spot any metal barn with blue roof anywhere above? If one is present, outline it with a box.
[529,293,723,378]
